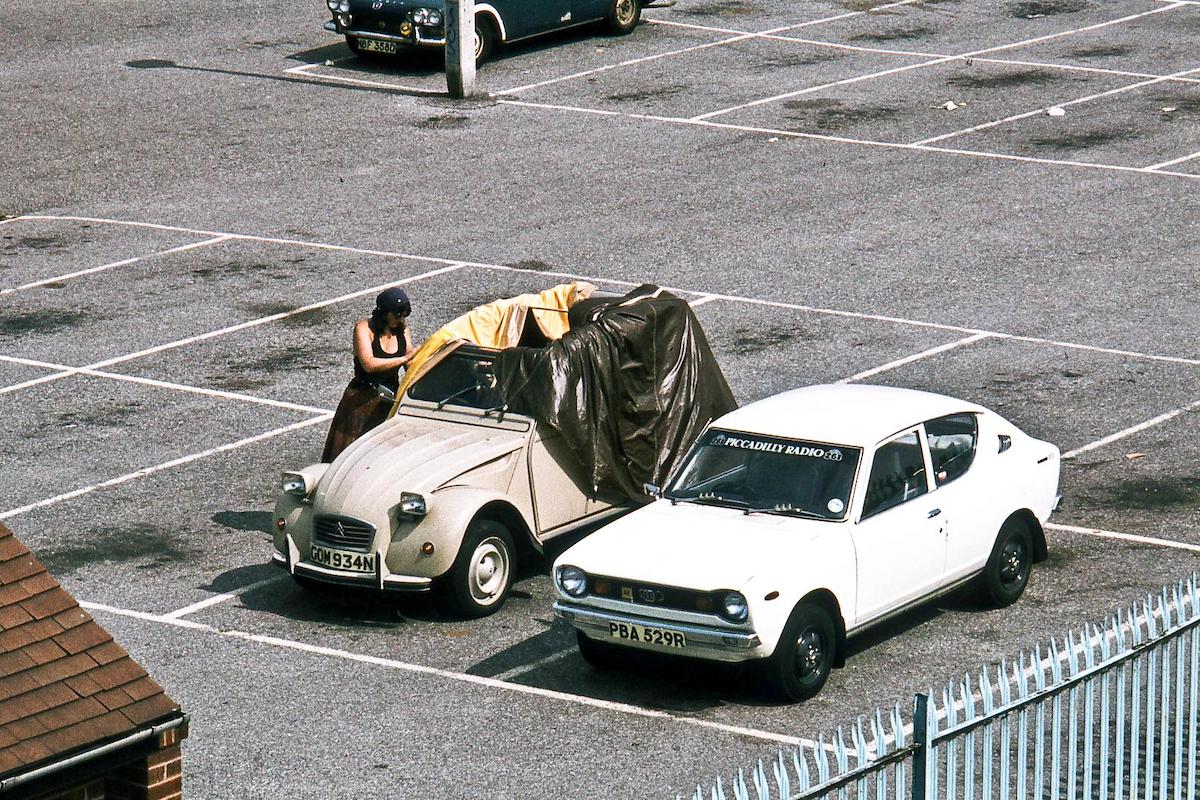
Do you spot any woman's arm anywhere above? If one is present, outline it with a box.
[353,319,413,374]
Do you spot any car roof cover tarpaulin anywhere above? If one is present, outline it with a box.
[493,284,738,504]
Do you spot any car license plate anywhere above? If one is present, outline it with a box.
[608,621,686,649]
[359,38,399,54]
[310,544,376,573]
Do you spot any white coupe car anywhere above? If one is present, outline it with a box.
[552,384,1061,701]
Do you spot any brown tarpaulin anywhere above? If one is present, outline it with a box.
[493,285,738,504]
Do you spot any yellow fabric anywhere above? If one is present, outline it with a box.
[394,281,596,402]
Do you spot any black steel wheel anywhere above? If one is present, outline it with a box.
[979,517,1033,607]
[763,603,836,702]
[604,0,641,35]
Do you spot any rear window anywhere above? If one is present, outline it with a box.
[926,413,978,486]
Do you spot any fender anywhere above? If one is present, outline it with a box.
[386,485,534,578]
[475,4,507,40]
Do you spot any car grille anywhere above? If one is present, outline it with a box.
[313,515,376,552]
[588,575,716,615]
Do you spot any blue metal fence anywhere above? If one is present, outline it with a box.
[686,576,1200,800]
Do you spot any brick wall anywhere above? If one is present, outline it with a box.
[37,778,106,800]
[105,723,188,800]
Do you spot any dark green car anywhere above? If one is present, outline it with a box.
[323,0,645,64]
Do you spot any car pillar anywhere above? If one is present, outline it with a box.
[445,0,476,98]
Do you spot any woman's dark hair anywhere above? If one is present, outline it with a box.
[368,308,406,335]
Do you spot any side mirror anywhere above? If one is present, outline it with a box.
[642,483,661,498]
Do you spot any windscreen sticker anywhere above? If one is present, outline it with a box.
[711,433,844,461]
[827,498,845,514]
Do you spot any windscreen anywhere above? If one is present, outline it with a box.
[406,348,502,411]
[665,429,861,520]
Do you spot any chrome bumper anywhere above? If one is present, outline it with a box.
[272,541,433,593]
[554,601,762,663]
[324,19,447,46]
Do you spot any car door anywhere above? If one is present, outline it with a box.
[493,0,571,39]
[571,0,612,25]
[528,423,590,534]
[924,412,984,582]
[851,427,947,625]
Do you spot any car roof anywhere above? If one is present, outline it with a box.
[713,384,988,448]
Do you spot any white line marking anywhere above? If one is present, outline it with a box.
[501,99,1200,182]
[0,262,466,398]
[1061,397,1200,460]
[0,354,331,415]
[281,66,438,94]
[0,236,230,296]
[688,294,719,308]
[0,414,332,521]
[838,333,991,383]
[161,575,287,620]
[691,2,1186,121]
[914,66,1200,146]
[80,601,822,749]
[1046,522,1200,554]
[0,216,23,227]
[492,648,576,681]
[498,0,926,95]
[1145,148,1200,171]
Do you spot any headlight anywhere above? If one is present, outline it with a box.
[281,471,310,498]
[557,566,588,598]
[336,0,349,12]
[409,7,429,24]
[398,492,428,517]
[426,9,442,25]
[720,591,749,623]
[326,0,338,9]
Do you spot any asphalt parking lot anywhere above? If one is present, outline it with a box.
[2,0,1198,797]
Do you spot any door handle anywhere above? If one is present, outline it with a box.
[927,508,942,519]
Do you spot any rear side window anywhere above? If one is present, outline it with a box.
[862,430,928,520]
[925,413,978,486]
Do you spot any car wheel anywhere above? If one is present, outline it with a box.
[604,0,641,35]
[979,517,1033,608]
[443,519,514,618]
[576,630,624,669]
[763,603,836,702]
[474,15,497,65]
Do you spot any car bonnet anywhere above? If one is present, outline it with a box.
[560,500,829,592]
[314,415,526,516]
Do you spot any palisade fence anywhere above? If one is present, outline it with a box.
[686,575,1200,800]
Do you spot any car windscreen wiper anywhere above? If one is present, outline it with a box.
[670,493,748,510]
[436,381,483,411]
[742,503,826,520]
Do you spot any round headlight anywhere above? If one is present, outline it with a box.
[427,9,442,25]
[720,591,749,623]
[410,7,428,23]
[557,566,588,598]
[337,0,349,12]
[326,0,338,9]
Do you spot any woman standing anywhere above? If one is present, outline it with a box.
[321,287,416,462]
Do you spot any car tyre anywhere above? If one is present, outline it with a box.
[979,517,1033,608]
[474,15,498,65]
[576,630,624,669]
[443,519,515,618]
[763,603,836,702]
[604,0,641,35]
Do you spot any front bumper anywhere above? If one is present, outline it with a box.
[272,537,433,593]
[554,601,762,663]
[325,19,447,46]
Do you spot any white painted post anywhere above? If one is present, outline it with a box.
[444,0,476,98]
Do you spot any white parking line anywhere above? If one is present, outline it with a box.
[838,333,992,384]
[0,262,466,397]
[1061,396,1200,460]
[1047,522,1200,554]
[79,600,823,749]
[687,294,718,308]
[913,66,1200,146]
[690,3,1186,121]
[493,648,576,681]
[282,62,440,94]
[0,236,231,296]
[0,414,332,521]
[1145,148,1200,172]
[0,354,331,415]
[160,574,287,620]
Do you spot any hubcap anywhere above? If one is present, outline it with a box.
[999,537,1027,588]
[795,628,825,683]
[468,537,509,605]
[474,24,485,59]
[615,0,635,25]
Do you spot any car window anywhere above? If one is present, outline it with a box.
[861,430,928,520]
[925,413,978,486]
[406,349,502,410]
[665,429,861,521]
